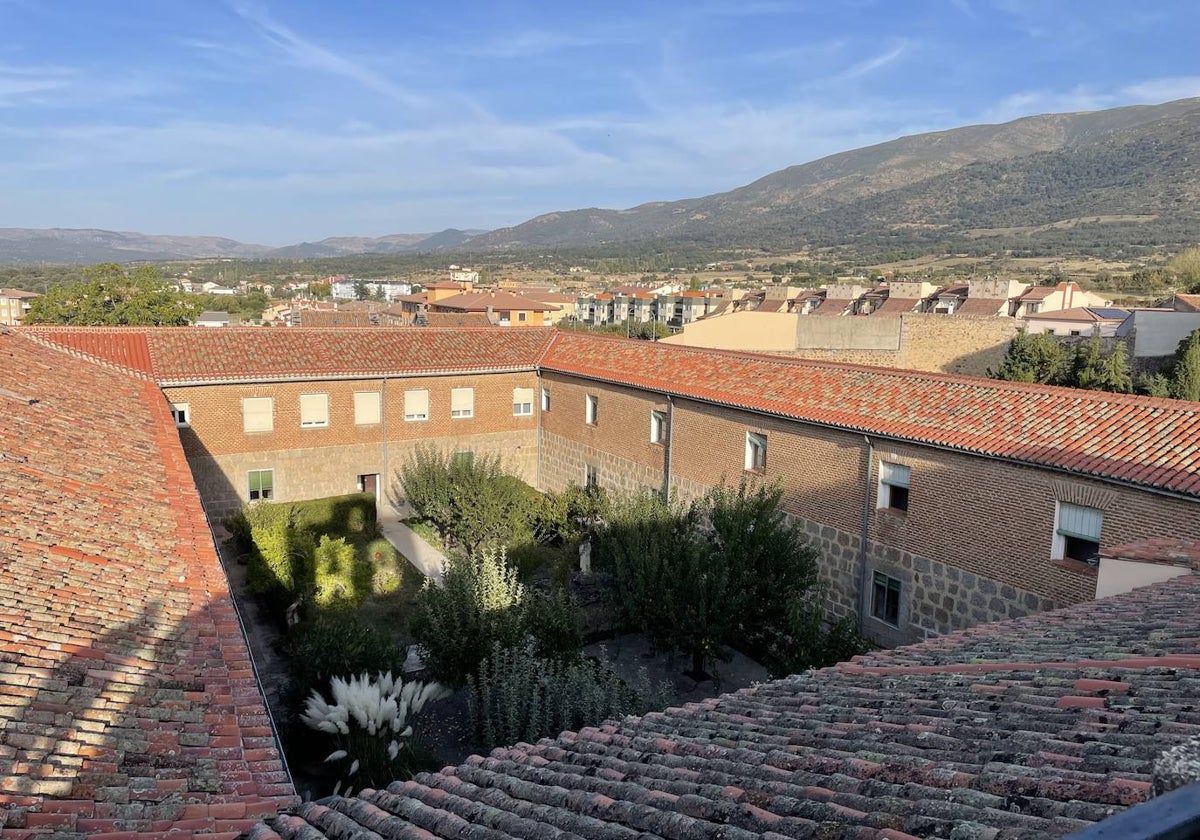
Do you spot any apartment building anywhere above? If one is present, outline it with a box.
[0,287,40,325]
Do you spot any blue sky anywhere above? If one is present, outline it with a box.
[1,0,1198,245]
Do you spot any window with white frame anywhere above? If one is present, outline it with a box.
[871,572,901,626]
[585,394,598,425]
[584,464,598,489]
[650,410,667,444]
[541,387,551,411]
[745,432,767,472]
[403,389,429,421]
[353,391,381,425]
[513,387,534,417]
[878,461,911,512]
[1053,502,1103,563]
[299,393,329,428]
[451,387,475,418]
[242,397,274,433]
[170,402,190,427]
[248,469,274,501]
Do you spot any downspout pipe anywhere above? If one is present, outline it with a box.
[858,435,874,624]
[664,395,674,502]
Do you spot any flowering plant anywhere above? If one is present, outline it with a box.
[301,671,451,794]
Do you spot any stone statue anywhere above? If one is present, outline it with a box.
[578,539,592,574]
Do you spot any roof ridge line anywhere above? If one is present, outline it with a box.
[835,654,1200,677]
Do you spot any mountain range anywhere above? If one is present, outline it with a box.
[4,97,1200,264]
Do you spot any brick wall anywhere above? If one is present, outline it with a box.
[166,372,539,517]
[538,372,1200,646]
[191,430,537,520]
[537,372,668,492]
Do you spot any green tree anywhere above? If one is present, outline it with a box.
[24,263,200,326]
[1167,246,1200,293]
[353,279,370,300]
[1171,329,1200,401]
[1136,372,1172,398]
[1068,334,1106,390]
[308,281,332,299]
[990,331,1068,384]
[597,483,860,678]
[1097,340,1133,394]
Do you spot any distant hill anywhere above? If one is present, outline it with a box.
[7,97,1200,265]
[466,97,1200,256]
[0,228,273,264]
[0,227,488,265]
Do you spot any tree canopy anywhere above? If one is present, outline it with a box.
[24,263,200,326]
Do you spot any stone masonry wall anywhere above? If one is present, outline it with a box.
[537,376,1200,647]
[192,430,537,521]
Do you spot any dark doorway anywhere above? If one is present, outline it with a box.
[358,473,379,498]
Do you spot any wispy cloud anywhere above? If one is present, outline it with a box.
[227,2,428,110]
[981,75,1200,124]
[841,40,909,80]
[468,29,638,60]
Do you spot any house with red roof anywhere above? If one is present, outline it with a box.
[427,289,559,326]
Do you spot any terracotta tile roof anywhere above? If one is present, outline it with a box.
[430,290,559,313]
[757,298,789,313]
[298,309,373,327]
[812,298,851,316]
[24,327,552,385]
[1101,537,1200,570]
[539,332,1200,499]
[0,288,41,299]
[1025,307,1129,323]
[1171,293,1200,313]
[953,297,1008,317]
[251,574,1200,840]
[391,293,428,305]
[517,291,576,304]
[0,330,296,835]
[422,312,495,328]
[1019,286,1059,301]
[872,297,919,315]
[21,327,156,377]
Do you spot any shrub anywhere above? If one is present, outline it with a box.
[596,481,856,678]
[409,549,528,685]
[365,538,402,596]
[468,642,670,750]
[524,586,583,661]
[223,507,254,548]
[283,613,407,708]
[409,549,583,685]
[245,503,315,595]
[312,535,366,610]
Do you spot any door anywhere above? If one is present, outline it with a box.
[358,473,378,498]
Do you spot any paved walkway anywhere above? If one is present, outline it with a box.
[377,501,449,584]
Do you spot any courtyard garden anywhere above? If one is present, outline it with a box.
[225,445,865,799]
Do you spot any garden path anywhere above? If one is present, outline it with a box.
[377,501,448,584]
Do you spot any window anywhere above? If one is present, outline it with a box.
[871,572,901,626]
[242,397,274,433]
[452,450,475,468]
[585,394,598,425]
[354,391,381,425]
[403,389,429,422]
[513,387,534,417]
[451,387,475,419]
[878,461,911,512]
[518,311,527,322]
[170,402,190,427]
[299,393,329,428]
[541,388,551,411]
[248,469,274,501]
[745,432,767,472]
[650,410,667,444]
[584,464,598,489]
[1054,502,1103,563]
[1068,330,1082,337]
